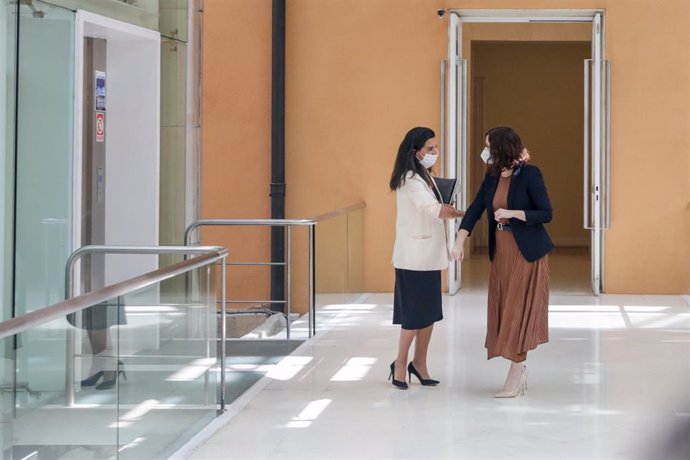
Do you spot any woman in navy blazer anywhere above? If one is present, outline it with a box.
[452,127,553,398]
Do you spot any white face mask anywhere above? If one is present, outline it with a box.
[480,147,493,164]
[418,153,438,169]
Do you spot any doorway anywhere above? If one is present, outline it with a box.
[445,10,610,296]
[468,41,592,293]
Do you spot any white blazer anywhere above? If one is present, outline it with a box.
[392,171,449,271]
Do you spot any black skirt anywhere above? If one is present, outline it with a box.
[393,269,443,330]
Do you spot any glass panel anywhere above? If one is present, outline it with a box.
[115,264,217,458]
[14,1,75,315]
[37,0,160,31]
[316,214,348,307]
[2,0,17,323]
[584,60,609,231]
[0,260,219,457]
[160,0,188,42]
[1,0,18,453]
[601,60,610,229]
[314,207,366,329]
[11,306,120,459]
[12,5,76,446]
[160,39,188,260]
[346,208,365,302]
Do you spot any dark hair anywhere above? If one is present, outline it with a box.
[486,127,524,176]
[389,127,435,190]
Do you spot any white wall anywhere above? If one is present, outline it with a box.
[78,12,161,286]
[103,38,160,285]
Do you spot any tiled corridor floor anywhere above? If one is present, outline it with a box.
[186,256,690,459]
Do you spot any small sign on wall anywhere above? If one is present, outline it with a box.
[96,111,105,142]
[95,70,106,111]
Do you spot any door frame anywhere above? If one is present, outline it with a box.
[445,9,609,295]
[72,10,161,288]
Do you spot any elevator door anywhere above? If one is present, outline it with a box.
[81,37,106,293]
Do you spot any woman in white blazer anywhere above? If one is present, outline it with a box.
[388,127,464,390]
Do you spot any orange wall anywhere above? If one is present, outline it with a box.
[202,0,273,305]
[203,0,690,295]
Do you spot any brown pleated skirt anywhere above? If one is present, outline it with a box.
[487,175,549,362]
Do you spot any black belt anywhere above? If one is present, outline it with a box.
[496,223,512,232]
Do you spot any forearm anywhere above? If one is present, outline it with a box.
[438,205,465,220]
[456,229,469,242]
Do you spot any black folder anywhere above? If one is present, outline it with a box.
[432,177,458,205]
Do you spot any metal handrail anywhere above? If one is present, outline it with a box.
[62,244,229,409]
[65,245,226,298]
[184,201,366,338]
[0,248,226,340]
[183,202,366,240]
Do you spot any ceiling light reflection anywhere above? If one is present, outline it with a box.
[331,357,376,381]
[623,306,671,313]
[549,305,620,312]
[166,358,216,381]
[266,356,313,381]
[286,399,332,428]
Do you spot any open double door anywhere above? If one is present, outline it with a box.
[445,10,610,295]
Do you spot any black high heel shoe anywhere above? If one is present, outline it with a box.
[95,368,127,390]
[95,361,127,390]
[407,362,440,386]
[388,361,408,390]
[80,371,104,387]
[81,360,124,388]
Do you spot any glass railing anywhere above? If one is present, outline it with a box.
[184,202,366,342]
[315,204,365,308]
[0,202,367,458]
[0,247,226,459]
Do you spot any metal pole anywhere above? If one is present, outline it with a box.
[285,225,291,340]
[271,0,287,313]
[309,225,315,336]
[440,59,446,178]
[65,260,76,406]
[65,329,75,405]
[220,255,227,412]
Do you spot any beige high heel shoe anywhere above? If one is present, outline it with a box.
[494,365,528,398]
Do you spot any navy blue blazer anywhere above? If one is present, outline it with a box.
[459,164,554,262]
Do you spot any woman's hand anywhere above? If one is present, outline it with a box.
[494,208,514,221]
[494,209,526,222]
[451,244,464,262]
[439,204,465,220]
[451,230,469,261]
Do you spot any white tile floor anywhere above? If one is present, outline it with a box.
[186,254,690,460]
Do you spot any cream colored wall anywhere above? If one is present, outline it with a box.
[203,0,690,295]
[472,41,591,248]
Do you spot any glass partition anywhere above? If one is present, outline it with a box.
[14,0,75,316]
[35,0,160,31]
[2,262,218,458]
[314,206,366,328]
[11,4,76,432]
[1,0,17,324]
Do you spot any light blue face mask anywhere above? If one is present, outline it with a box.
[480,147,493,164]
